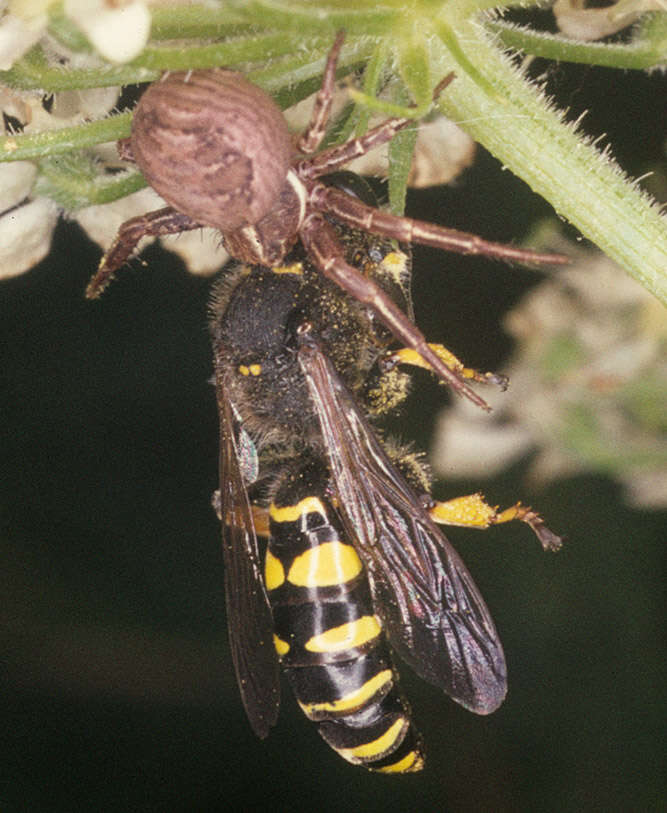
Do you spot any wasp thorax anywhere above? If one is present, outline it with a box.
[130,69,292,231]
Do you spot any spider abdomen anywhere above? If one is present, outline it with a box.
[130,69,292,231]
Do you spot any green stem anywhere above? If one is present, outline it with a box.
[0,47,160,91]
[487,20,667,70]
[1,113,132,162]
[148,4,248,38]
[225,0,397,35]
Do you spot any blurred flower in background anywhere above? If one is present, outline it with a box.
[432,241,667,508]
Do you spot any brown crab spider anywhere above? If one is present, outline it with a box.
[86,32,568,410]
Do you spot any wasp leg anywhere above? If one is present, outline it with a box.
[86,206,202,299]
[383,345,509,389]
[249,504,271,538]
[429,494,564,551]
[212,489,271,538]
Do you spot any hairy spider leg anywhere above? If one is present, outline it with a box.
[296,30,346,154]
[300,212,493,410]
[297,114,415,181]
[297,69,456,181]
[314,185,570,267]
[86,207,201,299]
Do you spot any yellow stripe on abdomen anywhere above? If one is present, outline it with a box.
[264,549,285,590]
[305,615,381,654]
[375,750,425,774]
[288,541,362,588]
[298,668,393,718]
[337,717,408,763]
[273,634,290,657]
[269,496,327,524]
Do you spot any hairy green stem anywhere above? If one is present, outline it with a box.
[1,113,132,162]
[487,18,667,69]
[426,18,666,301]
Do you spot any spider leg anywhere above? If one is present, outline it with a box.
[313,185,570,267]
[86,206,202,299]
[298,73,456,181]
[117,138,135,163]
[297,114,414,181]
[296,31,346,155]
[300,213,492,410]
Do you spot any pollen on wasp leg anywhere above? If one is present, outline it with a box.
[429,494,564,551]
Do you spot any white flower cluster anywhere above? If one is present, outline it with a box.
[0,2,225,282]
[1,1,151,69]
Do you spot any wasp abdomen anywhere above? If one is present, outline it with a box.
[266,459,424,772]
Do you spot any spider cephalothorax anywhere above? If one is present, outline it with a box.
[86,32,567,410]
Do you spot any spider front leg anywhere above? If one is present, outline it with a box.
[313,185,570,267]
[300,213,492,410]
[117,138,135,163]
[298,75,458,182]
[86,207,202,299]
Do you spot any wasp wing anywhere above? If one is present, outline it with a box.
[215,374,280,737]
[298,335,506,714]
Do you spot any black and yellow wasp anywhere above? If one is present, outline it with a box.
[209,174,560,773]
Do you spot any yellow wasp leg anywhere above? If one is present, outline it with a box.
[429,493,563,551]
[388,345,508,388]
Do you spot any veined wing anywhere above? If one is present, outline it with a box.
[215,372,280,737]
[297,332,506,714]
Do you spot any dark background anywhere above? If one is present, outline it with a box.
[2,58,665,812]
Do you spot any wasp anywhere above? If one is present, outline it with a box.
[209,174,562,772]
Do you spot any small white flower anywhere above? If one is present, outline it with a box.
[0,192,59,280]
[0,9,47,70]
[64,0,151,64]
[0,160,37,212]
